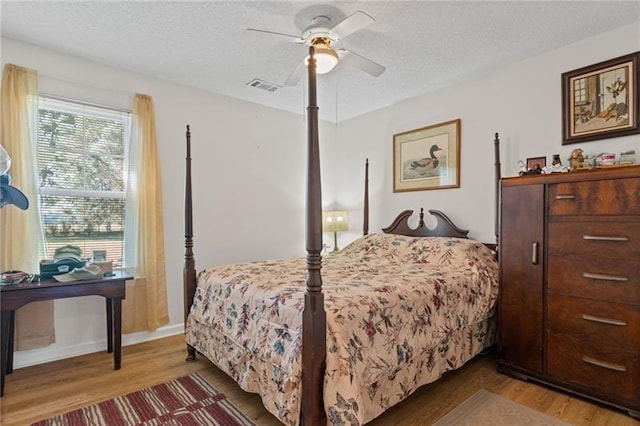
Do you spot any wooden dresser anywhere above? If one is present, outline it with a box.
[498,165,640,418]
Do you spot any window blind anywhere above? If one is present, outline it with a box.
[37,97,131,267]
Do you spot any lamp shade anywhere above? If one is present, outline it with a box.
[306,39,339,74]
[322,210,348,232]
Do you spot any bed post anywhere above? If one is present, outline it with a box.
[363,158,369,236]
[301,46,327,425]
[494,133,501,249]
[184,124,197,362]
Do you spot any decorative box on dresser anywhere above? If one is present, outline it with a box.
[498,165,640,418]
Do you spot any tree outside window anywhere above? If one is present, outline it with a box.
[37,97,131,266]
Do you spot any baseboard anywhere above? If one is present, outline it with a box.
[12,323,185,369]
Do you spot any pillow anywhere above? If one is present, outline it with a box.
[338,233,496,268]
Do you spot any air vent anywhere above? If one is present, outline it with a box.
[246,78,281,93]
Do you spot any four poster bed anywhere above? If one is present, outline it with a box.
[183,47,502,425]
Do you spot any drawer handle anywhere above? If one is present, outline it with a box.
[531,242,539,265]
[555,194,576,200]
[582,314,627,326]
[583,235,629,242]
[582,356,627,372]
[583,272,629,282]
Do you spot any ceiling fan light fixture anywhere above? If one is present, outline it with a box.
[306,39,339,74]
[313,46,339,74]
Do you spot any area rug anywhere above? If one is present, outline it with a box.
[32,372,256,426]
[433,389,573,426]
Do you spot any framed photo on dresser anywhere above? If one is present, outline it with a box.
[526,156,546,171]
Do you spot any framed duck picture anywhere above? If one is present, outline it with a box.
[393,119,461,192]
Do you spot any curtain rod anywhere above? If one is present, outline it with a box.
[37,71,134,113]
[39,93,132,114]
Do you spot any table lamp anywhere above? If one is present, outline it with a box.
[322,210,348,252]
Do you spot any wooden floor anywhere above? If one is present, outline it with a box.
[1,334,637,425]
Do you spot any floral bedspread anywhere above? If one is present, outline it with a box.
[185,234,499,425]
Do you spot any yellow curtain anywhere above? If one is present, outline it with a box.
[0,64,54,350]
[122,93,169,332]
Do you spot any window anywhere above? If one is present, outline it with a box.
[573,78,587,106]
[37,97,131,267]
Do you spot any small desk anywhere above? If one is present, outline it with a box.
[0,271,132,396]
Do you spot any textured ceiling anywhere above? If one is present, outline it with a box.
[2,1,639,122]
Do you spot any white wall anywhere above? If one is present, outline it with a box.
[1,38,336,368]
[327,21,640,247]
[3,19,639,368]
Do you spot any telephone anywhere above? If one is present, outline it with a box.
[39,257,87,279]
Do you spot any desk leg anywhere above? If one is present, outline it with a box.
[106,298,113,354]
[1,311,12,396]
[7,311,14,374]
[113,298,122,370]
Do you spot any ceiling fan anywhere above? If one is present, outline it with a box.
[247,10,386,86]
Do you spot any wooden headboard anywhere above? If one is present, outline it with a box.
[382,208,469,238]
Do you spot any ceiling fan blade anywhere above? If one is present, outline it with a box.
[329,10,375,41]
[337,49,385,77]
[246,28,305,44]
[284,61,306,86]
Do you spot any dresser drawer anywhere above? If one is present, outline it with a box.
[548,222,640,258]
[548,254,640,304]
[549,177,640,216]
[547,331,639,402]
[547,296,640,347]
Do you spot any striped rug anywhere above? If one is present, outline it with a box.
[32,373,256,426]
